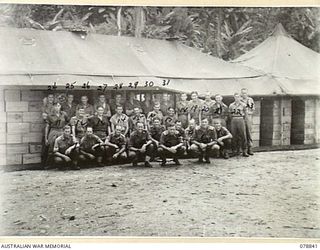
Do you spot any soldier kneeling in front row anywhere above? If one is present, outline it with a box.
[128,122,154,167]
[212,119,232,159]
[104,125,127,164]
[158,124,186,166]
[52,125,80,170]
[189,118,218,164]
[78,126,105,167]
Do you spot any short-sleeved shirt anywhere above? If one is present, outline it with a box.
[160,102,174,116]
[109,101,125,115]
[106,133,127,148]
[229,102,247,117]
[160,131,182,147]
[201,100,215,118]
[110,114,129,131]
[149,125,165,142]
[129,114,147,130]
[163,115,178,128]
[241,97,255,115]
[128,130,151,149]
[80,134,102,151]
[176,101,189,116]
[47,112,69,129]
[88,115,110,139]
[147,111,164,125]
[185,126,196,141]
[188,100,204,119]
[211,102,228,119]
[125,100,142,114]
[76,103,94,116]
[176,127,186,140]
[54,134,76,154]
[61,102,77,120]
[70,116,88,138]
[94,102,111,116]
[193,126,217,143]
[41,103,54,116]
[216,126,232,139]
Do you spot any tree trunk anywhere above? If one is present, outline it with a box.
[117,7,122,36]
[215,8,223,58]
[134,6,145,38]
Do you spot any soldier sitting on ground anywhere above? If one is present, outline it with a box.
[128,122,154,168]
[148,117,166,161]
[78,126,105,167]
[52,125,80,170]
[104,125,127,164]
[190,118,218,164]
[212,119,232,159]
[158,124,186,166]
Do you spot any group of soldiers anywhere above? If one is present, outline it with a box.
[41,89,255,170]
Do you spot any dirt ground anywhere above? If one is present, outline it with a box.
[0,149,319,238]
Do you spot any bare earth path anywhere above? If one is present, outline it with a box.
[0,149,319,237]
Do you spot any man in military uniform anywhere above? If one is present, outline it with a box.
[185,119,197,154]
[110,106,129,136]
[88,106,111,140]
[160,93,173,116]
[241,88,255,155]
[61,93,77,120]
[175,120,186,143]
[70,108,89,140]
[125,92,142,117]
[213,119,232,159]
[158,124,186,166]
[147,102,164,129]
[228,93,249,157]
[41,93,55,121]
[188,91,203,125]
[149,117,166,161]
[78,126,105,166]
[104,125,127,164]
[211,94,228,127]
[94,94,112,118]
[128,122,154,167]
[110,94,124,115]
[129,106,147,133]
[163,107,178,128]
[200,92,215,124]
[176,93,189,128]
[190,118,218,163]
[52,125,80,170]
[76,95,94,117]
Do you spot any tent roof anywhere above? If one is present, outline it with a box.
[233,23,320,81]
[0,27,260,81]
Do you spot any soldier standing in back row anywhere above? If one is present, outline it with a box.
[188,91,203,125]
[229,93,249,157]
[176,93,189,129]
[241,88,255,156]
[211,94,228,127]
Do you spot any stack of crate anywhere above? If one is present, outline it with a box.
[304,99,316,144]
[4,89,45,166]
[251,100,260,148]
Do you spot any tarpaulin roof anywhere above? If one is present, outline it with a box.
[233,23,320,81]
[0,27,260,80]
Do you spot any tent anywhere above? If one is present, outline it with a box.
[233,23,320,96]
[0,27,263,93]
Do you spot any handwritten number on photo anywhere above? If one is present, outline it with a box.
[98,84,108,92]
[82,81,90,89]
[145,81,154,87]
[162,79,170,86]
[48,82,57,91]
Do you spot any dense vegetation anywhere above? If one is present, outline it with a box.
[1,4,319,60]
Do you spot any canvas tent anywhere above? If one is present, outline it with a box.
[233,23,320,146]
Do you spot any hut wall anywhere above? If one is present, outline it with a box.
[251,100,260,148]
[316,99,320,143]
[1,88,46,166]
[304,99,317,144]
